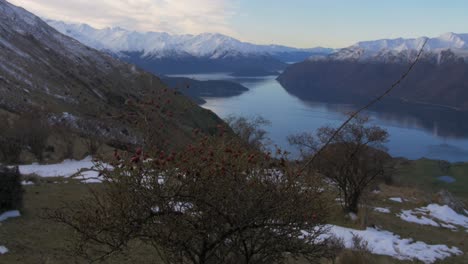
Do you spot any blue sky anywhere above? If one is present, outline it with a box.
[10,0,468,48]
[231,0,468,47]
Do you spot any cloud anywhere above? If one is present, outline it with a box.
[8,0,238,35]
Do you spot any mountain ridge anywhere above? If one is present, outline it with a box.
[46,19,332,59]
[0,0,223,162]
[312,33,468,64]
[45,20,333,74]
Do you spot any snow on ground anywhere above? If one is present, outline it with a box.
[21,180,34,185]
[77,170,103,183]
[399,204,468,230]
[389,197,403,203]
[0,246,8,255]
[320,225,462,263]
[18,156,96,177]
[0,211,21,255]
[0,210,20,222]
[374,207,391,213]
[17,156,111,183]
[399,210,442,228]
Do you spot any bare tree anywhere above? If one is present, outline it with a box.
[225,115,271,151]
[289,116,391,214]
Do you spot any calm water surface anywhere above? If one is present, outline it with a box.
[169,73,468,162]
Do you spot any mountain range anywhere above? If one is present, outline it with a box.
[278,33,468,111]
[311,33,468,63]
[0,0,223,162]
[46,20,333,75]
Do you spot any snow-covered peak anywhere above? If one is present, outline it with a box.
[46,20,327,59]
[312,33,468,64]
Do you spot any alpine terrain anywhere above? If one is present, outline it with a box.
[278,33,468,110]
[46,20,333,75]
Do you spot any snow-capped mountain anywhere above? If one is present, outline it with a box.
[47,20,331,59]
[45,20,332,74]
[279,32,468,111]
[312,33,468,64]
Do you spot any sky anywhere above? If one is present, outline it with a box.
[8,0,468,48]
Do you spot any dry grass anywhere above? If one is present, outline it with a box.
[0,180,466,264]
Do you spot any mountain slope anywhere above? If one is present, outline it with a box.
[278,34,468,111]
[0,0,223,160]
[46,20,333,74]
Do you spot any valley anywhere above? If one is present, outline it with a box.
[165,72,468,162]
[1,0,468,263]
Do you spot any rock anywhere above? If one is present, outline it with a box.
[347,212,359,222]
[434,190,466,215]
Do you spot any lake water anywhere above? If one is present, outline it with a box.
[169,73,468,162]
[437,176,457,183]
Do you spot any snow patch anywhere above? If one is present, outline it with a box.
[389,197,403,203]
[399,204,468,230]
[0,246,8,255]
[320,225,462,263]
[77,170,103,183]
[21,180,34,185]
[18,156,96,177]
[0,210,20,222]
[374,207,391,213]
[399,210,441,227]
[17,156,112,184]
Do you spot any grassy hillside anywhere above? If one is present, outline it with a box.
[1,159,467,264]
[393,158,468,202]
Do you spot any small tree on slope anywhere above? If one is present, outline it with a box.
[289,116,391,214]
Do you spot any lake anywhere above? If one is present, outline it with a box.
[168,73,468,162]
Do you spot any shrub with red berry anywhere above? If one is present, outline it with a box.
[48,135,337,264]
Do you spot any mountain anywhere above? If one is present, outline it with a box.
[311,33,468,63]
[0,0,223,162]
[278,33,468,111]
[46,20,333,74]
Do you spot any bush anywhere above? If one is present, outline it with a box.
[15,117,49,161]
[0,137,22,164]
[0,166,23,212]
[48,136,336,263]
[336,234,372,264]
[0,116,49,163]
